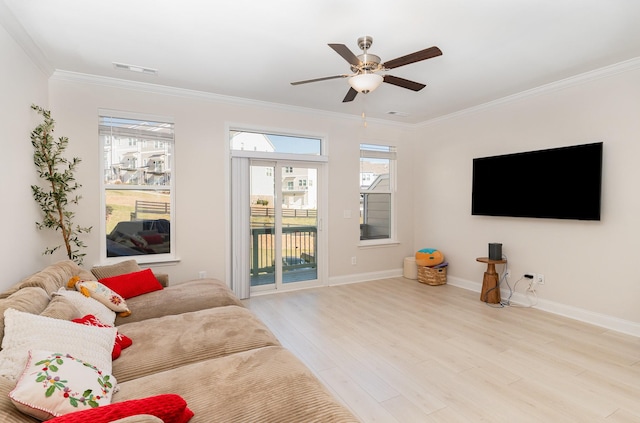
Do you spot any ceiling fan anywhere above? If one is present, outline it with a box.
[291,36,442,103]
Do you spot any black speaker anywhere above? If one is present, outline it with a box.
[488,243,502,260]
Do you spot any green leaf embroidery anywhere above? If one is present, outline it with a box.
[45,385,56,397]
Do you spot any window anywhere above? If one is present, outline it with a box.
[359,143,396,241]
[230,131,322,156]
[100,113,174,260]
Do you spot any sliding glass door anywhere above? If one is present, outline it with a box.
[250,161,319,291]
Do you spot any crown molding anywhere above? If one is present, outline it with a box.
[50,55,640,130]
[417,56,640,128]
[50,70,408,129]
[0,1,53,77]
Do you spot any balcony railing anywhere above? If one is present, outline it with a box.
[250,225,317,278]
[250,207,317,218]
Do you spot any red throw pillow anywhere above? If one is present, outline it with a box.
[72,315,132,360]
[99,268,163,299]
[47,394,194,423]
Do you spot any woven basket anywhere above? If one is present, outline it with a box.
[417,265,447,286]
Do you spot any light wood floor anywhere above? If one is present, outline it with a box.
[244,277,640,422]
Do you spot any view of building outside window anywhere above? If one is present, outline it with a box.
[360,143,396,241]
[100,115,174,258]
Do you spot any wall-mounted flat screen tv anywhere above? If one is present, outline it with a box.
[472,142,603,221]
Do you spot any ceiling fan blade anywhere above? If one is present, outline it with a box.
[383,75,426,91]
[291,74,349,85]
[328,43,362,67]
[342,87,358,103]
[383,46,442,70]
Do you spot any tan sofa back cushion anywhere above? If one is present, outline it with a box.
[1,260,95,299]
[91,259,141,280]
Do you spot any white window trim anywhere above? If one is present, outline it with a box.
[225,124,328,296]
[98,109,177,265]
[359,143,397,247]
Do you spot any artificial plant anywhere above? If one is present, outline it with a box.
[30,104,91,264]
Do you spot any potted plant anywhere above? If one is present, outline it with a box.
[30,104,91,264]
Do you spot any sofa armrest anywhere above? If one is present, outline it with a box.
[153,273,169,287]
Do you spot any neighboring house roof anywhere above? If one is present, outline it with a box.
[367,173,389,191]
[231,132,275,152]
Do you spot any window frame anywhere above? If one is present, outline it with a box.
[359,143,397,246]
[98,109,177,264]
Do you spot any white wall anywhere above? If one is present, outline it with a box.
[0,23,50,287]
[44,76,415,287]
[412,63,640,329]
[6,14,636,334]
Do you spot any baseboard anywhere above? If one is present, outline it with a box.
[447,275,640,338]
[328,268,403,286]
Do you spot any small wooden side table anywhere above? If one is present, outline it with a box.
[476,257,506,304]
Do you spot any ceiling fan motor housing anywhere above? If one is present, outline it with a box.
[351,54,382,74]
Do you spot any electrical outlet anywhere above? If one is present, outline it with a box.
[198,271,207,279]
[505,269,511,278]
[351,256,357,265]
[536,274,545,285]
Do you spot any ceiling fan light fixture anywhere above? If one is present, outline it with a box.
[348,73,383,94]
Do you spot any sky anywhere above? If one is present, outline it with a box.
[266,134,321,155]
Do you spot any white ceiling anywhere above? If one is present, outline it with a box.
[4,0,640,124]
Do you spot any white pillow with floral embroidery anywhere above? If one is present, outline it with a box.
[9,350,116,420]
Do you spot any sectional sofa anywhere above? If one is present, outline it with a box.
[0,260,359,422]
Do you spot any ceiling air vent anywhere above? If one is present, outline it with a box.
[113,62,158,75]
[386,111,410,117]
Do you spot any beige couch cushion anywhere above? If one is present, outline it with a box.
[0,261,95,299]
[0,287,50,343]
[113,305,280,382]
[114,346,359,423]
[91,259,141,280]
[39,295,82,321]
[115,279,243,325]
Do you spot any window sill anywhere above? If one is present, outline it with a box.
[97,256,181,267]
[358,239,400,248]
[136,257,181,267]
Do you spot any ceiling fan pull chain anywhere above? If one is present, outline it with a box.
[361,96,368,128]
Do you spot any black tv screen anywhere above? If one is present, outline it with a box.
[472,142,603,221]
